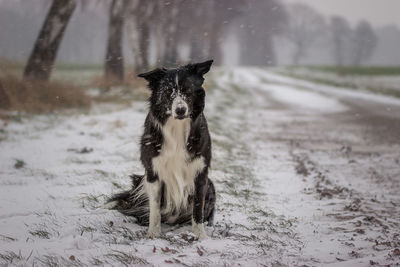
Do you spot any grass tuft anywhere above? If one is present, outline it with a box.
[105,250,148,266]
[35,255,83,267]
[79,193,109,210]
[101,224,146,244]
[29,229,51,239]
[0,251,22,264]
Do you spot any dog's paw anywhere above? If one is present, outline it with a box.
[147,227,161,238]
[192,223,207,240]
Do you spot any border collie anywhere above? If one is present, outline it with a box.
[108,60,216,239]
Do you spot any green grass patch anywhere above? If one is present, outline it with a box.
[305,65,400,76]
[276,70,400,99]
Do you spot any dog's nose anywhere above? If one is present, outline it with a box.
[175,107,186,117]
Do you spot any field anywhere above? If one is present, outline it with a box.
[1,67,400,266]
[277,66,400,99]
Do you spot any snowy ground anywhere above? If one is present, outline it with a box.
[1,68,400,266]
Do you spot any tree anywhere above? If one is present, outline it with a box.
[237,0,288,66]
[176,0,213,63]
[174,0,243,65]
[161,0,183,67]
[104,0,129,83]
[207,0,243,65]
[0,80,10,109]
[372,25,400,65]
[286,3,325,65]
[127,0,159,74]
[351,20,377,65]
[330,16,352,66]
[24,0,77,80]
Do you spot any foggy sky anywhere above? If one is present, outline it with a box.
[284,0,400,27]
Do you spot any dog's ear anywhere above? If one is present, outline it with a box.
[137,68,166,83]
[191,60,213,76]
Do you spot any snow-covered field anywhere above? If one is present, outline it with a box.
[1,68,400,266]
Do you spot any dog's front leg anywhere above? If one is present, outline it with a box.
[192,171,208,240]
[145,173,162,238]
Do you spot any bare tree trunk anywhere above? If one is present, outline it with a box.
[261,34,276,66]
[162,0,181,67]
[154,25,164,65]
[188,3,209,63]
[333,40,343,66]
[239,26,276,66]
[0,80,10,109]
[292,42,304,65]
[208,25,223,65]
[153,1,165,65]
[206,0,224,65]
[23,0,77,81]
[352,55,362,66]
[352,44,364,66]
[189,36,206,62]
[137,23,150,72]
[127,18,150,74]
[127,13,141,72]
[127,1,154,74]
[105,0,128,83]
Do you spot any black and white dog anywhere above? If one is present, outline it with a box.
[108,60,216,239]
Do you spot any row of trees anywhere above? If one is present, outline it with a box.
[22,0,379,83]
[286,3,378,66]
[23,0,288,82]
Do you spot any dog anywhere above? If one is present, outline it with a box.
[108,60,216,239]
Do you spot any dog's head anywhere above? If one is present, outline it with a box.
[138,60,213,123]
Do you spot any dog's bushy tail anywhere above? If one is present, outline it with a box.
[107,174,150,226]
[108,174,216,226]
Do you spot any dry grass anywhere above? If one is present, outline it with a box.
[0,59,149,116]
[91,71,146,89]
[89,72,150,103]
[0,74,91,113]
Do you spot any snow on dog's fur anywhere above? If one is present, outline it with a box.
[108,60,216,239]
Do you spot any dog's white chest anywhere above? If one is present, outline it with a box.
[152,118,205,213]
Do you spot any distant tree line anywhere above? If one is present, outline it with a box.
[285,3,378,66]
[23,0,288,82]
[20,0,380,83]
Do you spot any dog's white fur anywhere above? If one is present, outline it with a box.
[171,96,189,118]
[147,116,206,238]
[192,217,207,239]
[146,179,161,237]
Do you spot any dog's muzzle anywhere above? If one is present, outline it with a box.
[172,96,188,120]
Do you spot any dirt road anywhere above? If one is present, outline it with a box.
[223,68,400,265]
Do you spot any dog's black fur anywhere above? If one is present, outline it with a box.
[109,60,216,235]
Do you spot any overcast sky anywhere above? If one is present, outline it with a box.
[284,0,400,28]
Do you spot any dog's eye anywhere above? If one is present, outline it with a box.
[169,88,176,98]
